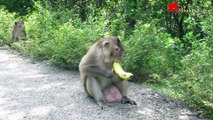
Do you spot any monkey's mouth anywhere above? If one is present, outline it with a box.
[113,52,121,60]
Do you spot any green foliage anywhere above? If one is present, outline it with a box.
[0,0,35,15]
[11,2,107,69]
[0,8,15,45]
[0,0,212,118]
[170,42,213,117]
[48,21,105,69]
[173,14,213,117]
[150,14,213,117]
[123,23,181,81]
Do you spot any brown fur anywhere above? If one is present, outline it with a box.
[79,36,136,109]
[12,21,27,41]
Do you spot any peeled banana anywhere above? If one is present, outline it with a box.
[113,61,133,80]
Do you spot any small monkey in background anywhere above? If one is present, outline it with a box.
[12,21,28,41]
[79,36,136,109]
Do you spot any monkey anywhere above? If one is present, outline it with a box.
[12,21,28,41]
[79,36,136,109]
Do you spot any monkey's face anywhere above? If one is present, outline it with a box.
[101,37,124,61]
[15,21,25,29]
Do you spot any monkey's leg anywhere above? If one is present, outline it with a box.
[86,77,107,109]
[115,81,137,105]
[20,36,28,40]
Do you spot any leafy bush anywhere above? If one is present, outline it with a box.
[170,42,213,117]
[11,2,57,57]
[49,21,105,69]
[123,23,181,82]
[11,2,108,69]
[0,1,212,118]
[0,8,15,45]
[172,15,213,117]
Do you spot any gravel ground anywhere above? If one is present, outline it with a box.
[0,47,208,120]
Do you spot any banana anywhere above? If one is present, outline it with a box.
[113,61,133,80]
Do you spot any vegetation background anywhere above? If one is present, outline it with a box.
[0,0,212,118]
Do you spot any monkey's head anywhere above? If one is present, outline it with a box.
[15,21,25,29]
[98,36,124,62]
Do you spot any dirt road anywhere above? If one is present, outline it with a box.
[0,48,207,120]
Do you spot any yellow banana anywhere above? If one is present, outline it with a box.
[113,61,133,80]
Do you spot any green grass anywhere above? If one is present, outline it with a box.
[144,80,183,100]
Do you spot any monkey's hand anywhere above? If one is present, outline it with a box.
[113,61,133,80]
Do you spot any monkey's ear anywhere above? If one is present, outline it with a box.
[15,22,18,25]
[102,40,109,47]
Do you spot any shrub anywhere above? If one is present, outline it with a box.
[0,8,15,45]
[49,22,103,69]
[170,42,213,117]
[123,23,181,82]
[170,14,213,117]
[11,2,108,69]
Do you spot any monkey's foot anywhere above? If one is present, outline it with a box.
[97,101,108,110]
[121,96,137,105]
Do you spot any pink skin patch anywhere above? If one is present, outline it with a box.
[113,48,121,60]
[103,86,122,103]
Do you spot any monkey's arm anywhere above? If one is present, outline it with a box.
[24,30,27,37]
[12,31,15,40]
[81,64,121,81]
[20,31,28,40]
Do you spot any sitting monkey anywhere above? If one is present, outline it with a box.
[12,21,28,41]
[79,36,136,109]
